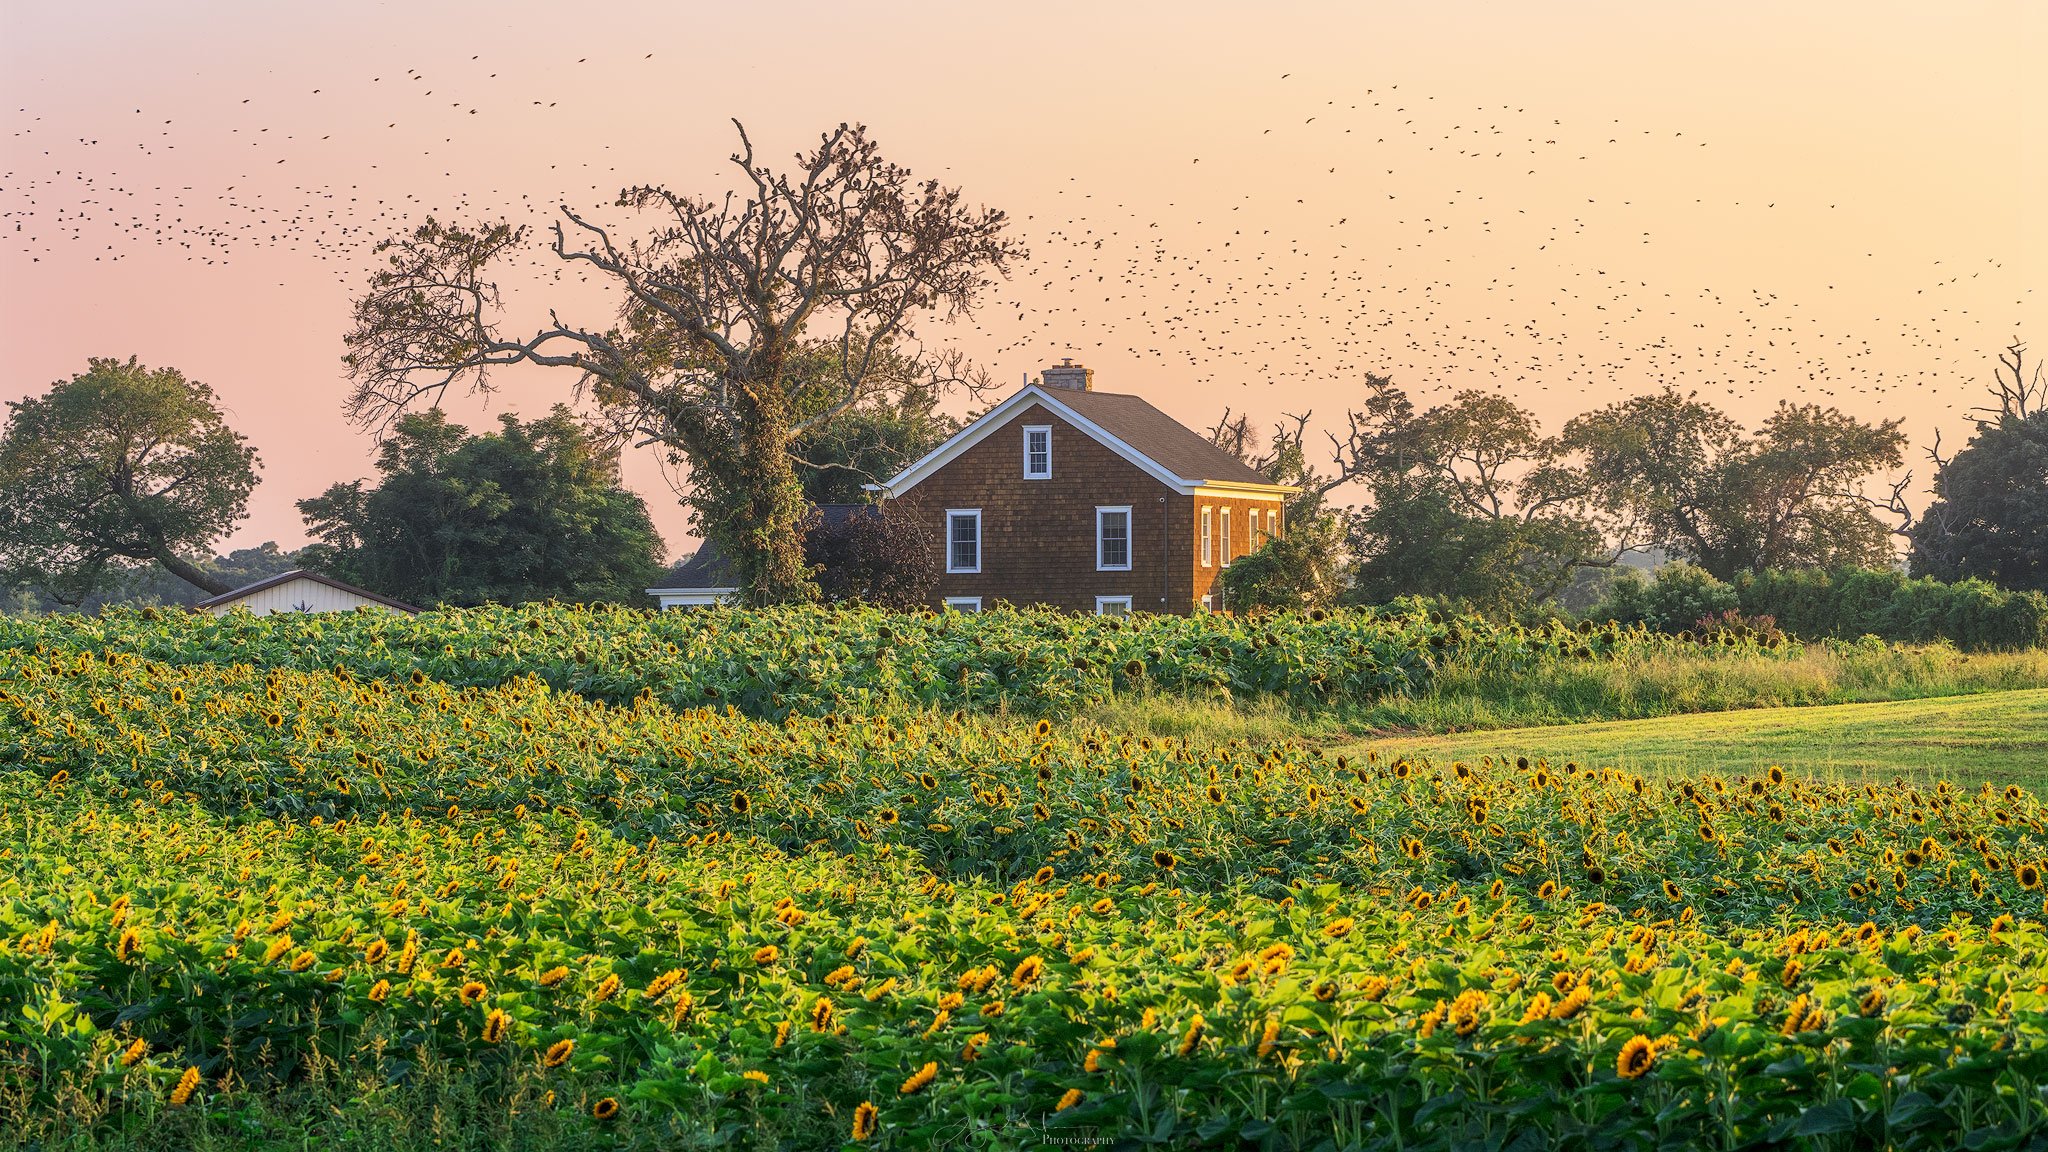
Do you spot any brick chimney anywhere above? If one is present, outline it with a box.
[1040,358,1094,392]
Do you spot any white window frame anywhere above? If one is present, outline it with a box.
[1096,505,1133,572]
[1266,508,1279,544]
[1200,506,1213,567]
[943,596,983,613]
[945,508,982,574]
[1095,595,1133,616]
[1022,425,1052,480]
[1220,507,1233,567]
[1200,595,1213,614]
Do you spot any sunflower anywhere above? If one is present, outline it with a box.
[538,965,570,988]
[591,1097,619,1121]
[119,1037,148,1068]
[1178,1015,1206,1056]
[1056,1087,1085,1112]
[458,981,488,1007]
[752,946,780,965]
[2020,863,2043,891]
[1616,1034,1656,1079]
[1152,850,1177,870]
[1661,880,1682,901]
[850,1100,879,1141]
[731,791,751,815]
[169,1065,202,1107]
[544,1038,575,1068]
[899,1061,938,1096]
[1012,955,1045,989]
[482,1009,510,1044]
[364,939,389,965]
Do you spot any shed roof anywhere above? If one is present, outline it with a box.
[191,569,421,613]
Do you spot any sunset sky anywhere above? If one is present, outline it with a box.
[3,1,2041,557]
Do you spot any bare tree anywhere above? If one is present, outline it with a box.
[343,121,1023,603]
[1972,340,2046,423]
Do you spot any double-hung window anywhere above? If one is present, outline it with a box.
[1096,506,1132,571]
[1095,595,1133,616]
[943,596,982,613]
[946,509,982,574]
[1200,507,1213,567]
[1220,508,1233,566]
[1023,425,1052,479]
[1266,508,1279,543]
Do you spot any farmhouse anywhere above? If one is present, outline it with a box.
[191,569,420,616]
[647,362,1296,614]
[871,361,1296,615]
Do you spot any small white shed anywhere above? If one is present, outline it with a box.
[646,546,739,610]
[192,570,420,617]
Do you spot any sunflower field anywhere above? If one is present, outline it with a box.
[4,614,2046,1150]
[0,600,1787,718]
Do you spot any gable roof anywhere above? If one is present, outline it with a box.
[646,505,877,593]
[872,384,1297,498]
[1052,389,1279,487]
[192,569,421,613]
[648,544,739,592]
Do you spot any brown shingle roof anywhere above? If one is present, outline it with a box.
[1050,389,1281,487]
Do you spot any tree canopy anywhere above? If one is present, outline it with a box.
[1564,390,1904,581]
[298,406,665,607]
[1910,343,2048,591]
[342,121,1021,605]
[0,357,259,601]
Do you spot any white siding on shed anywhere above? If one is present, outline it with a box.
[203,576,405,617]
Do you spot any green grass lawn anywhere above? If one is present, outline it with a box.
[1348,686,2048,787]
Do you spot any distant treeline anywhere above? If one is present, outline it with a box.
[1596,564,2047,652]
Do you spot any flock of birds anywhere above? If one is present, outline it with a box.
[1,45,2034,445]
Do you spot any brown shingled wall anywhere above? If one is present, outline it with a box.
[891,401,1284,615]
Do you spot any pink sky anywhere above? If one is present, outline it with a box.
[3,1,2042,558]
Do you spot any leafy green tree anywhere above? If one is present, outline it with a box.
[0,357,259,601]
[1910,342,2047,591]
[1219,513,1351,612]
[1347,483,1608,616]
[791,377,960,506]
[1565,390,1904,581]
[299,406,664,607]
[342,121,1021,605]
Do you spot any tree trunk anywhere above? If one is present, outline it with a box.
[731,393,818,606]
[152,546,232,596]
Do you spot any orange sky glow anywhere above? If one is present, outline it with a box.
[3,1,2042,557]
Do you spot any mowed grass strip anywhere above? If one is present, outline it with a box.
[1354,687,2048,787]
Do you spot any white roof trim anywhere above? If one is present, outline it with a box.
[876,384,1287,498]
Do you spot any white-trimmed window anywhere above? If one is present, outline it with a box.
[1096,505,1132,571]
[946,509,982,574]
[1022,425,1052,480]
[1200,506,1213,567]
[1220,507,1233,566]
[1266,508,1279,544]
[943,596,983,613]
[1095,595,1133,616]
[1199,595,1213,614]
